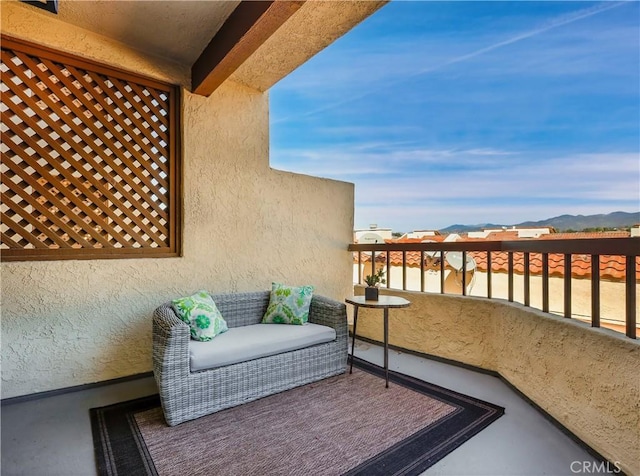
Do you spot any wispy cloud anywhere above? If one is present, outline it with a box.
[273,145,639,228]
[412,1,628,73]
[274,143,517,175]
[273,1,630,124]
[349,152,639,202]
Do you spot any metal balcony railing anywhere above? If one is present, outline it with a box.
[349,238,639,339]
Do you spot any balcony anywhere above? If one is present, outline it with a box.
[1,2,638,475]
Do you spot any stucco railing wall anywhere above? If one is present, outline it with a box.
[352,285,640,475]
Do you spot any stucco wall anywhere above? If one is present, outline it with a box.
[1,5,355,398]
[352,286,640,474]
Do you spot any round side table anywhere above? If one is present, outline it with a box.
[345,295,410,388]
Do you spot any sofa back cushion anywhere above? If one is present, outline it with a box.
[208,291,271,328]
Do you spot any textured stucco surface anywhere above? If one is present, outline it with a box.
[230,0,388,91]
[1,1,188,86]
[352,286,640,474]
[1,6,355,399]
[15,0,241,65]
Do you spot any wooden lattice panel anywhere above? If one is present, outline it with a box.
[0,37,180,260]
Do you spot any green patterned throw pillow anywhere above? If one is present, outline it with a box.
[171,291,228,341]
[262,282,315,325]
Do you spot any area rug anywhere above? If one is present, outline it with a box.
[91,358,504,476]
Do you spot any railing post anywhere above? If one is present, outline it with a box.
[386,251,391,288]
[357,252,362,285]
[591,254,600,328]
[524,252,530,307]
[461,251,467,296]
[440,251,445,294]
[487,251,492,299]
[625,256,636,339]
[542,253,549,313]
[508,252,514,302]
[371,251,376,281]
[402,251,407,291]
[564,254,572,318]
[420,251,425,293]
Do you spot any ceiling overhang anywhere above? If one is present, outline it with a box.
[191,1,304,97]
[228,1,387,93]
[5,0,388,96]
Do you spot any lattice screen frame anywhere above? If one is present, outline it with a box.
[1,36,182,261]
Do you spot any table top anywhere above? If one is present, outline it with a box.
[345,295,411,309]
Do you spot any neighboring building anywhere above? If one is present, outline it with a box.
[467,226,553,239]
[354,224,393,243]
[400,230,441,240]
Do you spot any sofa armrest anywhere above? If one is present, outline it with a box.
[152,304,191,381]
[309,295,348,341]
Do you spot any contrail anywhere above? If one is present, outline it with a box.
[273,1,630,124]
[423,1,629,73]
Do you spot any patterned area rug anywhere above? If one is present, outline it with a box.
[90,358,503,476]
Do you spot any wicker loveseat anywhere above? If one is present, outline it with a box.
[153,291,348,426]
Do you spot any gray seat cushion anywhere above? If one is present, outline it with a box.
[189,323,337,372]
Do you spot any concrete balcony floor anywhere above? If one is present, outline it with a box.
[1,340,612,476]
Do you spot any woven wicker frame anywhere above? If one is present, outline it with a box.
[153,291,348,426]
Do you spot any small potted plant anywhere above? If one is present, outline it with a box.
[364,267,386,301]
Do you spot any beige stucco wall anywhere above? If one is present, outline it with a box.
[353,286,640,474]
[1,4,355,398]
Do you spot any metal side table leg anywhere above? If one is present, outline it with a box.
[384,307,389,388]
[350,305,359,374]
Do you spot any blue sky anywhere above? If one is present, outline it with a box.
[269,1,640,232]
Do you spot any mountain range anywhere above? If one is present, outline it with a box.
[439,211,640,234]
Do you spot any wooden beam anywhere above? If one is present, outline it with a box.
[20,0,58,14]
[192,0,304,96]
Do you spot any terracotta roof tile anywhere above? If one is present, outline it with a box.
[470,252,640,281]
[357,251,424,268]
[539,232,630,240]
